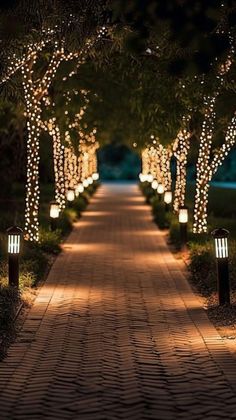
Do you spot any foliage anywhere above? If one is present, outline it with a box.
[188,241,216,295]
[38,229,62,255]
[139,182,155,203]
[188,240,236,295]
[57,208,77,236]
[0,283,20,360]
[72,196,88,216]
[150,196,171,229]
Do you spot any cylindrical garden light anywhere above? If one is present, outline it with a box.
[139,173,145,182]
[157,183,164,201]
[67,189,75,202]
[164,190,172,212]
[50,201,60,231]
[151,179,158,190]
[179,206,188,249]
[7,226,23,288]
[147,174,153,183]
[92,172,99,181]
[83,179,89,188]
[66,189,75,208]
[211,228,230,306]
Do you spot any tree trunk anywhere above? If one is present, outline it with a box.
[52,126,66,210]
[193,181,210,233]
[173,157,187,213]
[24,106,41,241]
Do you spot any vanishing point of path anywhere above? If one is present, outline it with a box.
[1,183,236,420]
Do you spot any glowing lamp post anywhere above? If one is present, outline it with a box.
[7,226,23,288]
[164,190,172,212]
[147,174,153,183]
[139,173,145,182]
[83,179,89,188]
[77,183,84,194]
[211,228,230,306]
[157,183,164,201]
[67,189,75,207]
[92,172,99,181]
[151,180,158,190]
[50,201,60,231]
[179,206,188,249]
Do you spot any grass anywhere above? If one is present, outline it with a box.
[0,181,99,359]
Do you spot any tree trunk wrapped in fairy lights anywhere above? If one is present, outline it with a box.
[47,119,66,210]
[160,145,172,191]
[193,113,236,233]
[173,117,191,213]
[22,48,63,241]
[193,45,234,233]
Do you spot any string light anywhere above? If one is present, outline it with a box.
[19,27,106,241]
[193,43,234,234]
[173,116,191,213]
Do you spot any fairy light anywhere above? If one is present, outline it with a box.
[173,116,191,213]
[22,45,64,242]
[2,25,107,242]
[193,113,236,233]
[193,42,234,234]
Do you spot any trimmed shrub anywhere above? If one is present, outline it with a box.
[72,195,88,216]
[57,208,77,236]
[150,197,172,229]
[38,229,62,255]
[139,182,155,203]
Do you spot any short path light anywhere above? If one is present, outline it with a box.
[151,180,158,190]
[211,228,230,306]
[7,226,23,288]
[83,179,89,188]
[164,191,172,212]
[50,201,60,231]
[92,173,99,181]
[139,173,145,182]
[157,183,164,201]
[147,174,154,183]
[179,206,188,249]
[88,176,93,185]
[75,183,84,196]
[67,189,75,203]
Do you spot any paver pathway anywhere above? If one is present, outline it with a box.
[1,183,236,420]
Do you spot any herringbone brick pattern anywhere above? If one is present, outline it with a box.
[0,183,236,419]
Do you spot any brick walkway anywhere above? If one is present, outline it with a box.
[1,183,236,419]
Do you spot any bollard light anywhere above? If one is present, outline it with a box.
[179,205,188,249]
[50,201,60,231]
[83,179,89,188]
[7,226,23,288]
[147,174,154,183]
[139,173,145,182]
[211,228,230,305]
[164,190,172,211]
[76,183,84,195]
[67,189,75,202]
[92,172,99,181]
[151,180,158,190]
[179,206,188,224]
[50,201,60,219]
[88,176,93,185]
[157,183,164,201]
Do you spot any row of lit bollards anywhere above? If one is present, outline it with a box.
[139,173,231,306]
